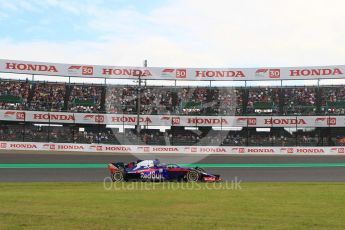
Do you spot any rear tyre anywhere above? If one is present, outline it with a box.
[111,171,124,182]
[186,170,200,182]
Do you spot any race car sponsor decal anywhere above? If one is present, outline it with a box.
[140,171,163,180]
[204,177,217,182]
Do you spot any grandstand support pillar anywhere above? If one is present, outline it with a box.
[316,79,321,115]
[246,119,249,146]
[97,115,100,144]
[22,115,26,142]
[72,115,75,143]
[279,80,284,115]
[122,114,125,145]
[221,116,223,131]
[136,60,147,144]
[327,115,333,146]
[269,120,272,146]
[32,74,34,82]
[195,116,198,146]
[295,116,298,146]
[48,112,50,143]
[136,74,141,144]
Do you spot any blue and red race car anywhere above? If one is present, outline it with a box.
[108,159,221,182]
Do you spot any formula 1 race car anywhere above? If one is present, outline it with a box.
[108,159,221,182]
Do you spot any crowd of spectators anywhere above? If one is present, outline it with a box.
[0,80,30,110]
[104,86,243,116]
[321,87,345,114]
[105,86,136,114]
[72,128,118,144]
[217,88,243,115]
[166,130,200,145]
[246,87,280,115]
[105,86,180,115]
[0,122,342,146]
[3,79,345,116]
[68,85,103,113]
[0,124,24,141]
[282,87,317,115]
[29,83,66,112]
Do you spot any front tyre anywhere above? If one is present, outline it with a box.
[111,171,124,182]
[186,170,200,182]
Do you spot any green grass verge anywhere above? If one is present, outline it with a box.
[0,183,345,230]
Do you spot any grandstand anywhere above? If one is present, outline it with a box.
[1,59,345,149]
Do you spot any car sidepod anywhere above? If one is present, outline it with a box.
[128,168,168,181]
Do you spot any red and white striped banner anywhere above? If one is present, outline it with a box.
[0,110,342,127]
[1,59,345,81]
[0,141,344,155]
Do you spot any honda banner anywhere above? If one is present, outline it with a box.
[0,110,343,127]
[1,59,345,81]
[0,141,344,155]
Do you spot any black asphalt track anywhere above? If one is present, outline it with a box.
[0,152,345,182]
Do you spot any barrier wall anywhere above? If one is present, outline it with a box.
[1,141,344,155]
